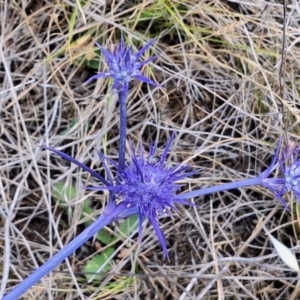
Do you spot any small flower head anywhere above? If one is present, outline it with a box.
[85,36,159,91]
[279,141,300,203]
[43,134,196,257]
[260,139,300,210]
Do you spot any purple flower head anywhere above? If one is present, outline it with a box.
[85,36,160,91]
[278,141,300,204]
[258,139,300,210]
[43,134,196,257]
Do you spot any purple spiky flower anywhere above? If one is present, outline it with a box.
[85,36,159,91]
[278,141,300,205]
[4,134,195,300]
[256,139,300,210]
[84,36,160,171]
[89,134,196,256]
[46,133,195,257]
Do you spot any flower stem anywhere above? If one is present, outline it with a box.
[177,177,262,200]
[3,205,126,300]
[118,84,129,171]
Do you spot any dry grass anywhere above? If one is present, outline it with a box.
[1,0,300,299]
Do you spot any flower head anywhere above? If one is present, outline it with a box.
[42,134,196,257]
[85,36,159,91]
[278,141,300,204]
[259,139,300,210]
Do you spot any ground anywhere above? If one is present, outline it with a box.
[1,0,300,299]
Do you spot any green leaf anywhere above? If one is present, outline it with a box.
[80,201,114,245]
[52,182,78,209]
[80,200,94,224]
[96,229,114,245]
[84,247,115,282]
[118,215,139,237]
[52,183,115,245]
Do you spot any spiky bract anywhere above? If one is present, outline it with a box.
[85,36,159,91]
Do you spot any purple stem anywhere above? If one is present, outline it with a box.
[177,177,262,200]
[3,204,127,300]
[118,83,129,171]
